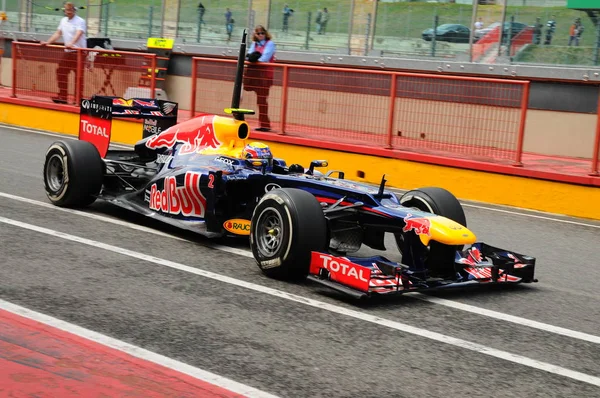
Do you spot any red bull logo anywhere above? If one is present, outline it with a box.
[146,115,221,155]
[112,98,133,107]
[402,214,431,236]
[149,172,206,217]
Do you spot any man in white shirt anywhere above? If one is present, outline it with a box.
[41,2,87,104]
[474,18,484,31]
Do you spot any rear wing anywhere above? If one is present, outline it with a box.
[78,95,178,157]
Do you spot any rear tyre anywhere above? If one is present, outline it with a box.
[396,187,466,277]
[250,188,327,280]
[43,140,104,207]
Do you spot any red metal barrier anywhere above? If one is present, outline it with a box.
[191,57,529,165]
[472,26,501,63]
[591,90,600,176]
[510,27,534,57]
[12,42,157,104]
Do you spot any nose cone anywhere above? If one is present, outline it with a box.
[418,216,477,246]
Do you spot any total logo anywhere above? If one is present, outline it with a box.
[223,219,251,235]
[80,120,109,138]
[149,172,206,217]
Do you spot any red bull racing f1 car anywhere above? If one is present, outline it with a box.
[42,31,537,299]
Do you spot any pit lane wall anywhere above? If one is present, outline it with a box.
[2,101,600,221]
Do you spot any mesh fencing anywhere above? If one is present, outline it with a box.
[192,57,529,164]
[12,42,156,104]
[2,0,595,66]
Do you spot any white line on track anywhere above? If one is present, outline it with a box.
[2,191,600,346]
[0,298,280,398]
[1,215,600,388]
[0,192,255,260]
[461,203,600,229]
[412,294,600,344]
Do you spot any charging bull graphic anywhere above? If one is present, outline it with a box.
[146,115,221,155]
[402,214,431,236]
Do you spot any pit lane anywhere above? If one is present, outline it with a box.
[1,125,600,397]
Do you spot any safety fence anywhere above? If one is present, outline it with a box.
[1,1,595,66]
[11,42,157,105]
[191,57,530,165]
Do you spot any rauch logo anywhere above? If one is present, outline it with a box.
[223,219,251,235]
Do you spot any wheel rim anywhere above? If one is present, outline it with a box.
[46,153,66,193]
[255,207,284,258]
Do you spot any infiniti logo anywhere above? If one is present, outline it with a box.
[264,183,281,193]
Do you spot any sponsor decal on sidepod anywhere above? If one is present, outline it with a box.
[149,172,206,217]
[223,219,251,235]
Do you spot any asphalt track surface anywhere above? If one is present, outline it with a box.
[1,125,600,398]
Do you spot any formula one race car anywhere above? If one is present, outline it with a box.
[43,31,537,299]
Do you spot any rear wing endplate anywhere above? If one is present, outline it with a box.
[78,95,179,157]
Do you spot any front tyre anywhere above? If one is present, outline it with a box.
[43,140,104,207]
[250,188,327,280]
[396,187,466,277]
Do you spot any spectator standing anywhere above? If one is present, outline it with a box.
[544,15,556,45]
[315,8,322,34]
[244,25,276,132]
[318,8,330,35]
[532,17,542,45]
[282,4,293,33]
[225,8,233,41]
[474,17,484,31]
[40,2,86,104]
[568,18,584,46]
[198,3,206,25]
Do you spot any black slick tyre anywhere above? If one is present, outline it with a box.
[250,188,327,280]
[397,187,467,277]
[43,140,104,207]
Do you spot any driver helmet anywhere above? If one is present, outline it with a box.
[242,141,273,172]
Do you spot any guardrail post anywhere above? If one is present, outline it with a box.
[513,81,530,167]
[75,48,83,106]
[190,57,197,118]
[305,12,311,50]
[10,41,16,98]
[590,87,600,176]
[385,73,397,149]
[150,55,157,99]
[431,14,438,58]
[279,65,289,135]
[149,6,154,38]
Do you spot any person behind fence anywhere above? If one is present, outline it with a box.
[282,4,294,33]
[532,17,542,45]
[568,18,584,46]
[40,2,86,104]
[198,3,206,25]
[244,25,276,132]
[544,15,556,45]
[474,17,484,31]
[316,8,330,35]
[225,8,233,40]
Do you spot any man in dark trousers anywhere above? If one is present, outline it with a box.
[41,2,87,104]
